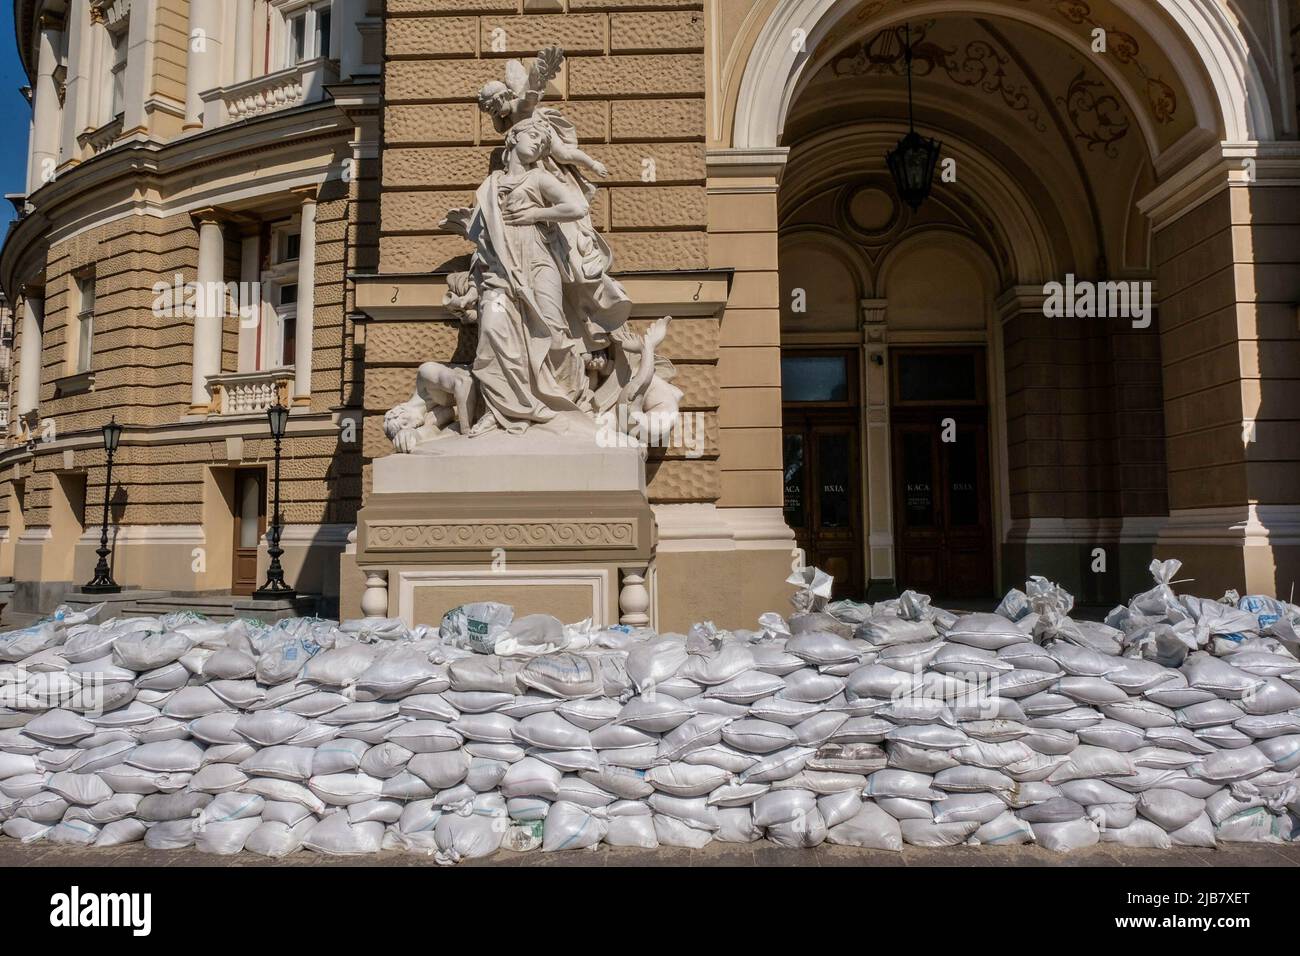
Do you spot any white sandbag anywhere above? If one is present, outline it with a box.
[1169,812,1218,847]
[816,790,862,828]
[710,806,760,843]
[406,750,471,791]
[653,813,714,848]
[605,807,659,848]
[778,669,845,703]
[144,818,197,850]
[864,769,943,801]
[513,712,593,751]
[194,816,262,855]
[244,818,313,857]
[1180,653,1263,700]
[786,632,861,666]
[973,811,1035,846]
[360,742,414,780]
[767,807,827,847]
[448,712,516,745]
[888,742,959,774]
[1102,819,1173,848]
[1191,745,1274,783]
[577,764,652,801]
[303,812,384,855]
[112,632,193,671]
[498,756,562,800]
[432,806,507,864]
[516,653,604,699]
[945,613,1030,650]
[900,817,978,847]
[1047,745,1135,783]
[719,719,796,755]
[1255,735,1300,772]
[932,793,1007,825]
[645,762,731,798]
[679,645,756,687]
[232,744,312,782]
[541,800,606,851]
[94,818,148,847]
[827,802,903,849]
[705,671,787,705]
[46,770,115,806]
[127,740,204,773]
[163,686,232,723]
[1136,788,1206,831]
[553,776,615,809]
[1032,817,1100,852]
[752,788,816,827]
[1214,806,1291,843]
[24,709,96,745]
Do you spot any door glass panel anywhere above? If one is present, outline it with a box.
[897,353,978,402]
[782,433,806,529]
[238,476,261,549]
[817,432,851,529]
[781,356,848,403]
[948,435,980,526]
[902,431,935,527]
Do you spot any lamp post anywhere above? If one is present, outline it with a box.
[253,403,295,600]
[886,23,942,211]
[83,417,123,594]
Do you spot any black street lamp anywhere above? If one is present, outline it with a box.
[253,403,295,601]
[83,417,123,594]
[886,23,942,211]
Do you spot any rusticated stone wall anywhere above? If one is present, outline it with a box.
[380,2,707,274]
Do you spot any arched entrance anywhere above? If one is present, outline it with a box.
[710,0,1300,600]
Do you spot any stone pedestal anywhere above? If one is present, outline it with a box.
[347,425,657,628]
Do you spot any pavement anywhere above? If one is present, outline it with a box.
[3,840,1298,867]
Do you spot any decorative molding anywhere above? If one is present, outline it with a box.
[367,520,640,551]
[1158,506,1300,548]
[396,568,612,628]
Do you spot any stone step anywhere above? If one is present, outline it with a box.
[117,593,322,624]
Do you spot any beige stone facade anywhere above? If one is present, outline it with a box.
[2,0,1299,628]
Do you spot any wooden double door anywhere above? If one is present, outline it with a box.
[782,410,863,600]
[891,414,994,599]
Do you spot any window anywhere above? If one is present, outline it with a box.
[284,1,334,66]
[781,355,851,404]
[277,284,298,367]
[261,220,303,370]
[892,350,985,405]
[74,274,95,375]
[108,25,128,121]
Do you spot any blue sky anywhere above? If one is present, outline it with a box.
[0,5,28,228]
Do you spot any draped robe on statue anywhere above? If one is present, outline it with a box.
[467,146,633,434]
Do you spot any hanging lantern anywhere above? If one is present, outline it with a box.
[887,23,942,211]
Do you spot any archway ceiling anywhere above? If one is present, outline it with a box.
[784,12,1165,278]
[808,0,1200,153]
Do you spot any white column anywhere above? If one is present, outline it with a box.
[85,12,105,131]
[121,0,158,135]
[16,294,45,418]
[338,0,365,80]
[237,232,261,372]
[292,192,318,404]
[27,13,64,195]
[192,215,227,412]
[184,0,225,130]
[59,1,91,169]
[234,0,255,83]
[861,299,894,587]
